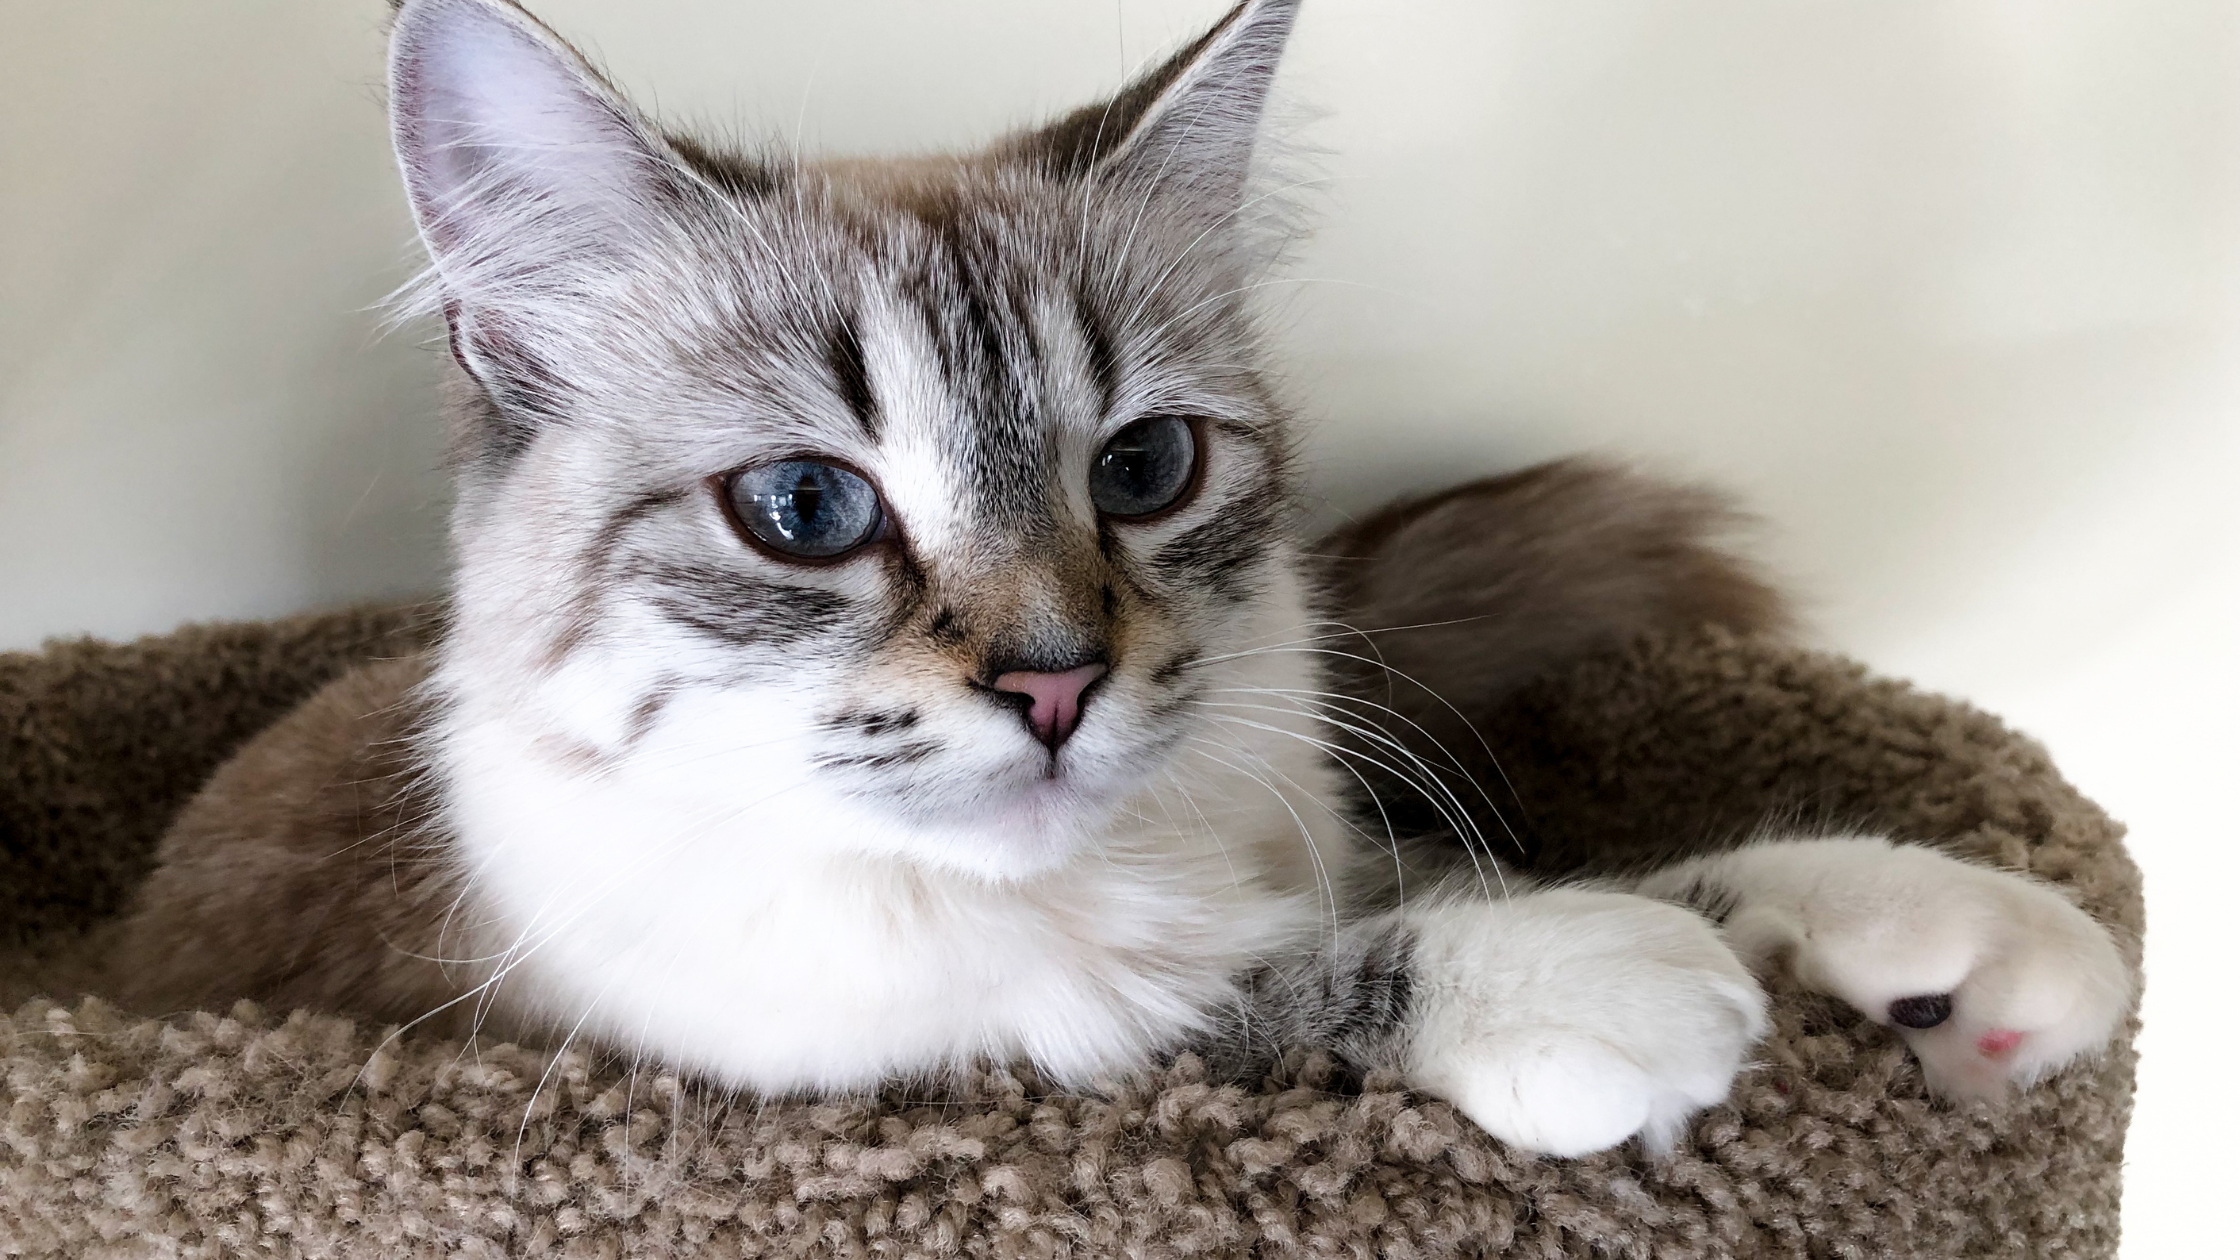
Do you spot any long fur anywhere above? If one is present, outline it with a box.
[105,0,2130,1157]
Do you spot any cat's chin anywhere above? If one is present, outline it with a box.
[896,778,1118,884]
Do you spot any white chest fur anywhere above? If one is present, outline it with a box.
[434,674,1348,1092]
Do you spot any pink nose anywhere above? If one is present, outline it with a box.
[991,662,1108,750]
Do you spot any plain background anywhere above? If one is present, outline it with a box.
[4,2,2233,1249]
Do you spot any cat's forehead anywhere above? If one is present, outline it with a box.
[631,172,1261,528]
[849,195,1108,519]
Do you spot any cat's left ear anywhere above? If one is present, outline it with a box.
[1004,0,1299,222]
[387,0,699,420]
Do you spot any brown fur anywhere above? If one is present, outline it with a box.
[1323,458,1791,692]
[97,656,478,1034]
[1317,459,1792,860]
[0,602,440,951]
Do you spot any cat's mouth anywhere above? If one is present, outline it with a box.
[982,749,1099,810]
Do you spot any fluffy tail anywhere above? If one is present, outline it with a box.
[1317,459,1791,855]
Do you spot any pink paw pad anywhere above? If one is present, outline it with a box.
[1976,1029,2024,1058]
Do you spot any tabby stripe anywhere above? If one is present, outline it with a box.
[825,310,880,439]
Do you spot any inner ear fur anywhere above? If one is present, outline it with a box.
[999,0,1300,210]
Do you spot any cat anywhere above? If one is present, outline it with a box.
[104,0,2131,1158]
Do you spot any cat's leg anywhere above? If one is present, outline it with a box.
[1203,888,1769,1157]
[1634,836,2133,1098]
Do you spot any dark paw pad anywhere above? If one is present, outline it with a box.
[1888,994,1954,1029]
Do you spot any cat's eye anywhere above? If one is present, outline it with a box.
[1090,416,1200,520]
[722,459,884,560]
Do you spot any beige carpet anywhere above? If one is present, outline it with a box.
[0,607,2140,1257]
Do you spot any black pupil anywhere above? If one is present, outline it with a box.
[733,460,877,558]
[1092,417,1195,517]
[789,471,823,526]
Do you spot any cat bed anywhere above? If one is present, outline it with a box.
[1,605,2140,1257]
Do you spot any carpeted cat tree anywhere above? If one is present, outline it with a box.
[1,605,2140,1257]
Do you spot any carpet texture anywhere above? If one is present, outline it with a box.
[0,607,2141,1257]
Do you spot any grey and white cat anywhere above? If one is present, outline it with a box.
[111,0,2130,1158]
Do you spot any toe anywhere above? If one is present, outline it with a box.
[1443,1039,1655,1158]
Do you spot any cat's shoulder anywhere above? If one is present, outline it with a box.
[159,651,439,863]
[111,649,467,1023]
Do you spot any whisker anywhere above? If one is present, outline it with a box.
[1207,689,1514,887]
[1209,683,1525,858]
[1182,737,1343,936]
[512,970,624,1178]
[1148,771,1247,896]
[1198,708,1506,903]
[1186,638,1533,857]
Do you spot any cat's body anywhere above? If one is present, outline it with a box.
[108,0,2131,1158]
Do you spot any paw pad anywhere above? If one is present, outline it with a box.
[1886,994,1953,1029]
[1976,1028,2024,1058]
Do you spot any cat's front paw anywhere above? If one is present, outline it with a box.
[1722,838,2133,1099]
[1405,890,1768,1157]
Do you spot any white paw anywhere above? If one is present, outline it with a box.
[1405,890,1768,1157]
[1719,838,2133,1099]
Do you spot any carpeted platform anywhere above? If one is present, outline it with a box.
[0,606,2140,1257]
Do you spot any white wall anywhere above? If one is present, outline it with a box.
[4,2,2233,1250]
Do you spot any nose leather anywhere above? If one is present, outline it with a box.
[991,662,1108,750]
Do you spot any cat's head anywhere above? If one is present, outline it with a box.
[391,0,1325,879]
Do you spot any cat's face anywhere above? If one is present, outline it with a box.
[394,0,1318,878]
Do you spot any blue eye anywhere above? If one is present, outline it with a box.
[1090,416,1199,519]
[723,459,883,560]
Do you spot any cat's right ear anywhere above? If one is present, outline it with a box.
[388,0,686,417]
[1003,0,1300,230]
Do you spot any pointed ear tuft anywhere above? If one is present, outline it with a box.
[390,0,679,262]
[388,0,690,416]
[1004,0,1299,213]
